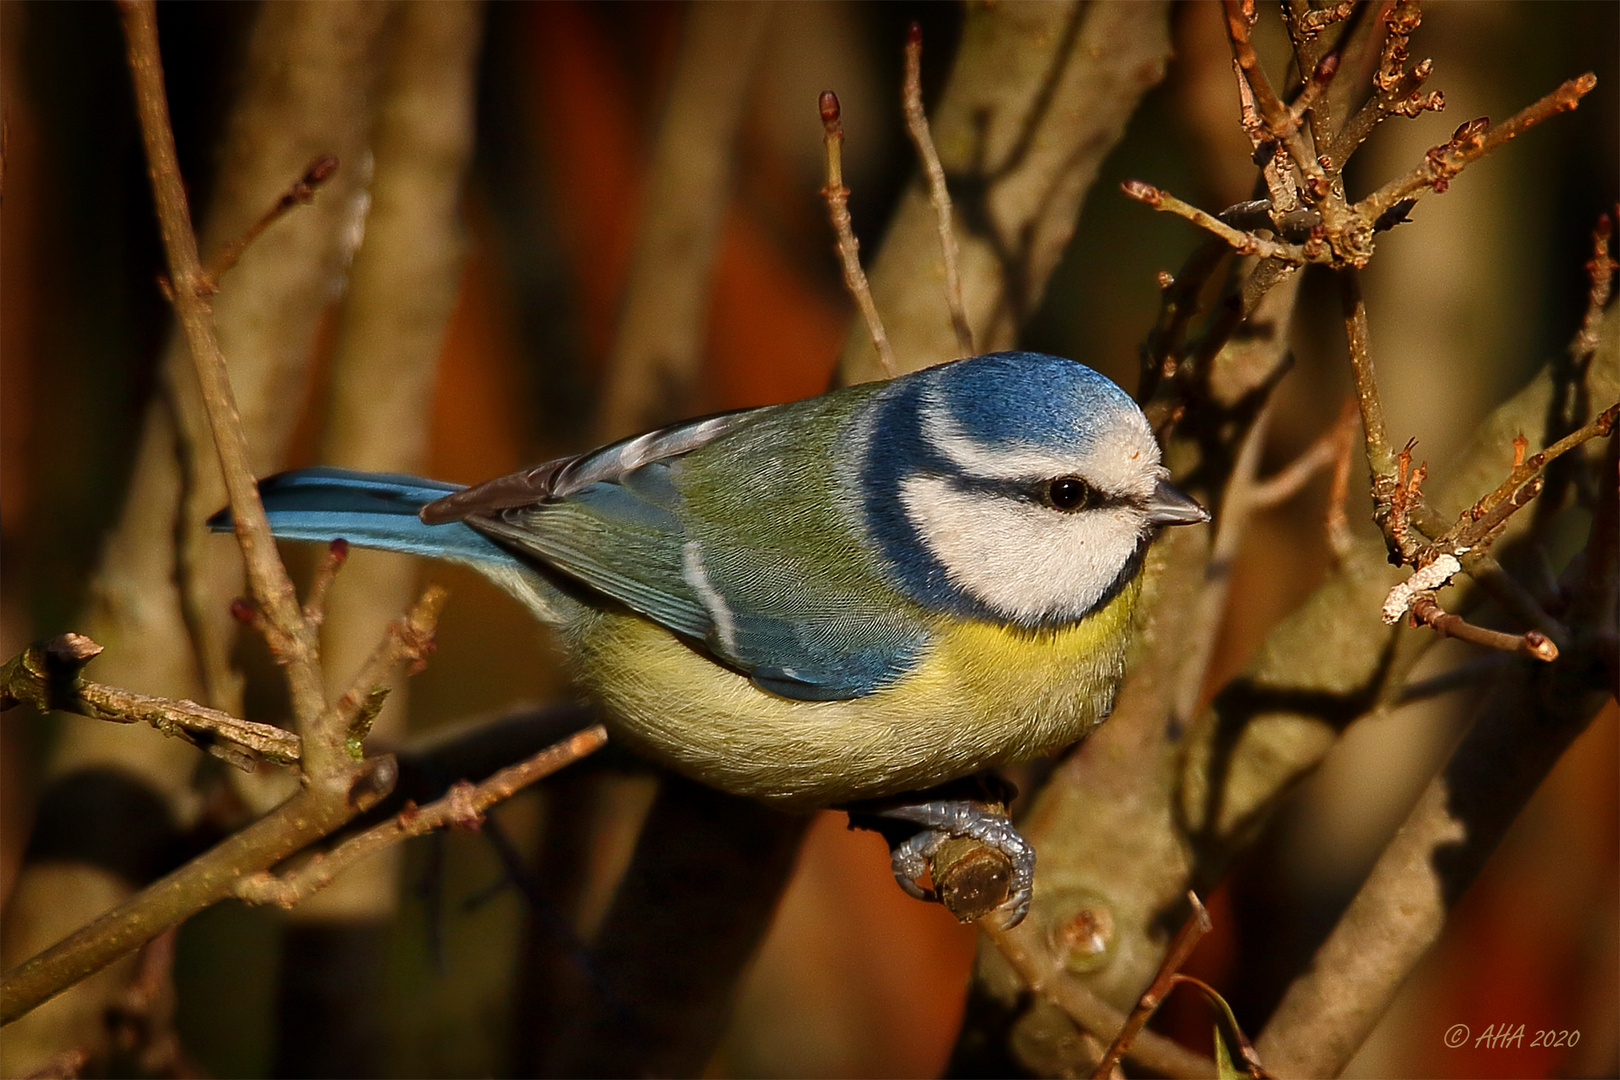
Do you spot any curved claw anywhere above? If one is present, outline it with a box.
[877,800,1036,927]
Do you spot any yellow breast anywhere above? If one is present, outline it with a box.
[567,576,1141,809]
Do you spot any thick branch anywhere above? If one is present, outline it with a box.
[0,764,394,1024]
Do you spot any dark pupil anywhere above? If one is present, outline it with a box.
[1047,477,1091,511]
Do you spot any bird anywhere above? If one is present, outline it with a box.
[212,350,1208,925]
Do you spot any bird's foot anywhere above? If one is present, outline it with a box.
[875,799,1034,928]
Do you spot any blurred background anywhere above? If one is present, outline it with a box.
[0,2,1615,1077]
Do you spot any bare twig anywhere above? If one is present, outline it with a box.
[0,635,302,768]
[820,90,896,377]
[1407,594,1558,661]
[1122,181,1306,265]
[1425,401,1619,560]
[1357,74,1598,223]
[202,154,339,287]
[1138,237,1228,402]
[325,585,447,750]
[1220,0,1329,198]
[1092,892,1213,1079]
[984,922,1217,1079]
[1572,212,1616,363]
[117,0,335,779]
[902,22,972,358]
[236,725,609,908]
[300,539,350,630]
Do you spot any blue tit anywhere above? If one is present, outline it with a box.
[212,351,1207,924]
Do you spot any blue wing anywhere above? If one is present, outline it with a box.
[445,395,933,700]
[222,393,931,701]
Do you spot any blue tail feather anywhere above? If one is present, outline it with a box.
[209,467,526,570]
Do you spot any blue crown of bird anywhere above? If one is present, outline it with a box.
[214,351,1208,924]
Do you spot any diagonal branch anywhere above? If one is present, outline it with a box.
[117,0,337,780]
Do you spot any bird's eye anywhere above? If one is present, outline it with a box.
[1042,476,1096,512]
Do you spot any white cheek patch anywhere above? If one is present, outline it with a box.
[919,397,1164,499]
[899,475,1147,622]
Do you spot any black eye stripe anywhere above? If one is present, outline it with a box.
[924,471,1128,511]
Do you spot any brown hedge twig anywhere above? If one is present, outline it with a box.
[325,585,447,751]
[0,635,302,769]
[235,725,609,908]
[1423,400,1619,560]
[901,22,972,359]
[1121,181,1306,265]
[1248,399,1358,509]
[820,90,896,377]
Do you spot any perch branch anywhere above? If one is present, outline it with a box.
[901,22,972,358]
[235,725,609,907]
[0,635,301,769]
[820,90,895,377]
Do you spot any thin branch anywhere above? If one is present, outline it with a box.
[300,538,350,630]
[1571,212,1616,364]
[1168,974,1274,1080]
[820,90,896,377]
[1121,180,1306,264]
[984,922,1217,1080]
[1425,400,1619,559]
[202,154,339,287]
[1220,0,1330,198]
[1408,595,1558,662]
[1357,73,1597,222]
[1092,892,1214,1079]
[117,0,336,780]
[324,585,448,750]
[0,634,302,769]
[235,725,609,908]
[1138,237,1228,402]
[902,22,972,358]
[1325,1,1442,168]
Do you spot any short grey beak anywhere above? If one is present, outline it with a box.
[1145,479,1209,526]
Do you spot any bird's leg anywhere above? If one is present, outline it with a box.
[845,774,1034,928]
